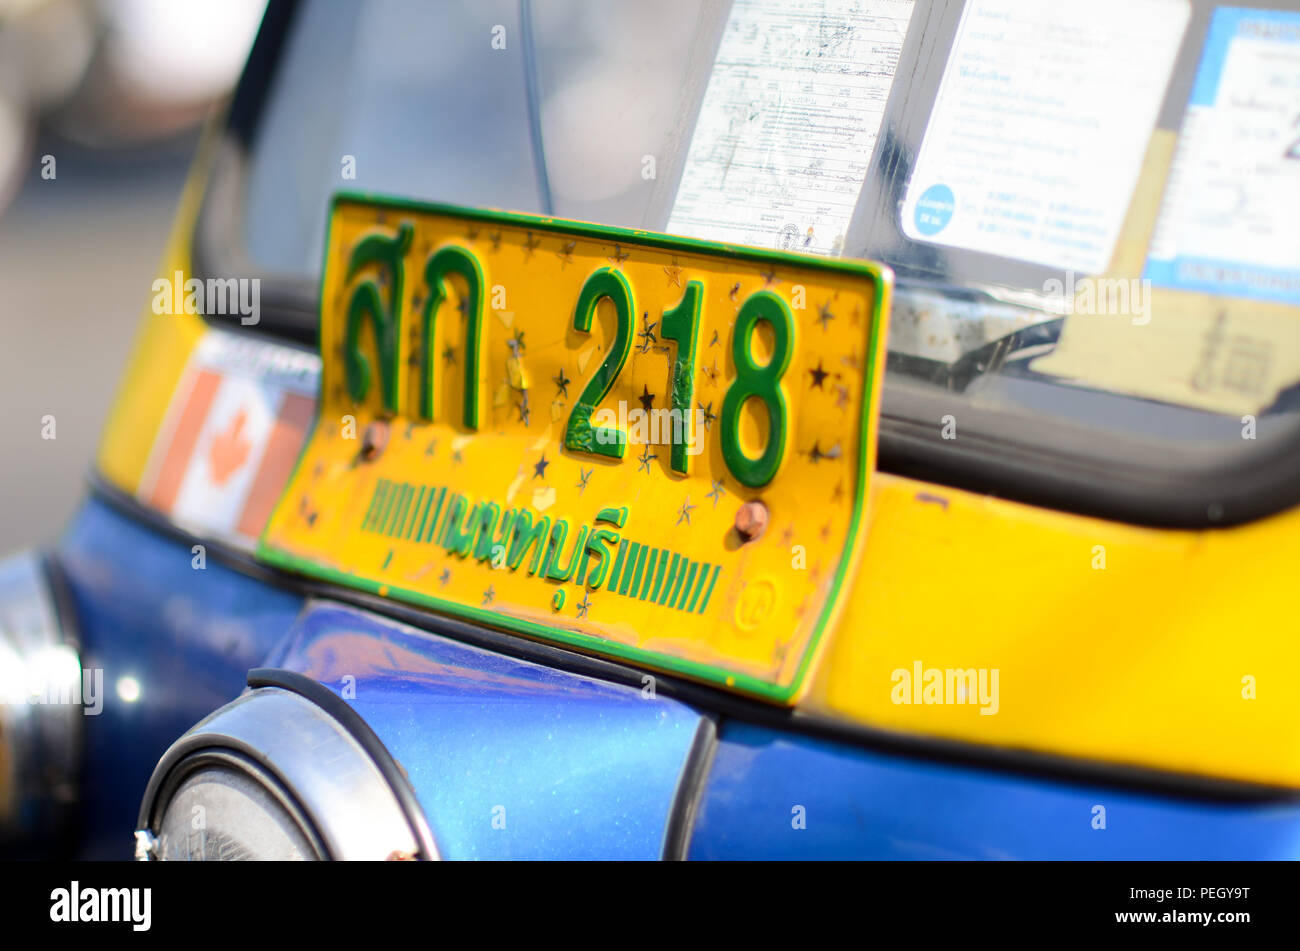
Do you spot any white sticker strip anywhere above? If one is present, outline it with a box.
[900,0,1190,274]
[667,0,915,256]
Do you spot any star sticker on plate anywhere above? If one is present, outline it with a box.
[576,467,592,494]
[482,585,495,607]
[553,368,570,399]
[637,446,657,474]
[728,283,741,303]
[489,231,502,252]
[608,243,629,268]
[556,240,576,268]
[638,384,655,412]
[522,231,540,259]
[677,495,696,526]
[533,451,549,479]
[707,480,725,507]
[438,568,451,587]
[817,301,835,331]
[806,440,842,463]
[700,358,721,387]
[664,262,683,287]
[761,268,781,287]
[808,360,829,389]
[575,593,592,619]
[697,401,717,431]
[466,225,480,242]
[442,345,457,366]
[510,329,526,354]
[637,313,658,353]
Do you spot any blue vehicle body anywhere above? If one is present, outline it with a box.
[691,725,1300,860]
[52,495,1300,860]
[58,499,304,859]
[267,602,705,860]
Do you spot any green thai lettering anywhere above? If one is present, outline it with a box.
[471,502,502,561]
[579,528,620,590]
[344,223,413,413]
[507,510,551,575]
[543,520,588,582]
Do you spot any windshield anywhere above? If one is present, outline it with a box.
[225,0,1300,525]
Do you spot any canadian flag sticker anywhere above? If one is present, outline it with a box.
[139,330,320,545]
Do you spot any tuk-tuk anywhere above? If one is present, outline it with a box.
[4,0,1300,860]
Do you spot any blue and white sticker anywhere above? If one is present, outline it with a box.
[913,184,955,236]
[900,0,1189,273]
[1144,7,1300,306]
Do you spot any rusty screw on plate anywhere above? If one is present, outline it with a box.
[734,500,769,543]
[361,420,390,461]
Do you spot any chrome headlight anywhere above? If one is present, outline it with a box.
[0,551,82,854]
[136,675,436,860]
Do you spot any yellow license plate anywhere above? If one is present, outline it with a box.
[259,195,890,703]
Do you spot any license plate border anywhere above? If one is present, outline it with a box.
[257,191,891,704]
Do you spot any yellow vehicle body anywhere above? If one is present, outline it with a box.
[94,126,1300,793]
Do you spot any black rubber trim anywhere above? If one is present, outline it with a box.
[39,553,82,656]
[226,0,299,148]
[85,472,1300,806]
[662,717,717,860]
[245,667,439,860]
[876,377,1300,530]
[192,0,319,347]
[23,553,85,859]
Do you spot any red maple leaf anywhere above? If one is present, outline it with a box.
[208,409,252,486]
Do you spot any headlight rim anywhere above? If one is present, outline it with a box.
[141,746,330,861]
[0,550,84,855]
[137,680,436,861]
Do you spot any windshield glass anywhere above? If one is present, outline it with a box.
[231,0,1300,521]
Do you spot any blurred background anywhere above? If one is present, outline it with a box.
[0,0,265,552]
